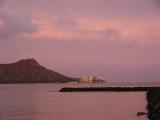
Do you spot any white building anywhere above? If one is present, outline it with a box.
[80,75,104,83]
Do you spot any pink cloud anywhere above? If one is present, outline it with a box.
[31,16,160,46]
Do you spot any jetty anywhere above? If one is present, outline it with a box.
[59,87,160,92]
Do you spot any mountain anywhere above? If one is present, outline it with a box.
[0,59,77,83]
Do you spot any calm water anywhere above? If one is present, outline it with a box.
[0,83,149,120]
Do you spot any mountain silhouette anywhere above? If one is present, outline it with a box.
[0,59,76,83]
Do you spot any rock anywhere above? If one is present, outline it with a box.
[147,88,160,120]
[137,112,147,116]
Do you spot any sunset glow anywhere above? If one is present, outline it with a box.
[0,0,160,82]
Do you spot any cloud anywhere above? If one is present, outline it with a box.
[8,0,160,20]
[154,0,160,8]
[53,16,78,30]
[0,0,3,5]
[2,0,159,46]
[0,6,38,39]
[35,16,160,46]
[99,28,121,40]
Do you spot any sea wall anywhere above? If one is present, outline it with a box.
[59,87,158,92]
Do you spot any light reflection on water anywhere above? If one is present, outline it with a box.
[0,83,149,120]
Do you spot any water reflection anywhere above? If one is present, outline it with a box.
[0,84,148,120]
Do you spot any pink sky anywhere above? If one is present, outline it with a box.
[0,0,160,82]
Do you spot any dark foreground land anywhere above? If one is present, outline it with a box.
[147,88,160,120]
[60,87,160,120]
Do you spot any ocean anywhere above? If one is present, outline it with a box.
[0,83,151,120]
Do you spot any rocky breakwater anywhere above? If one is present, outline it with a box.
[147,88,160,120]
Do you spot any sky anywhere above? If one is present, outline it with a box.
[0,0,160,82]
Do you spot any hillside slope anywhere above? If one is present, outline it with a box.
[0,59,76,83]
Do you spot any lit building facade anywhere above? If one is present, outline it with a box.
[80,75,104,83]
